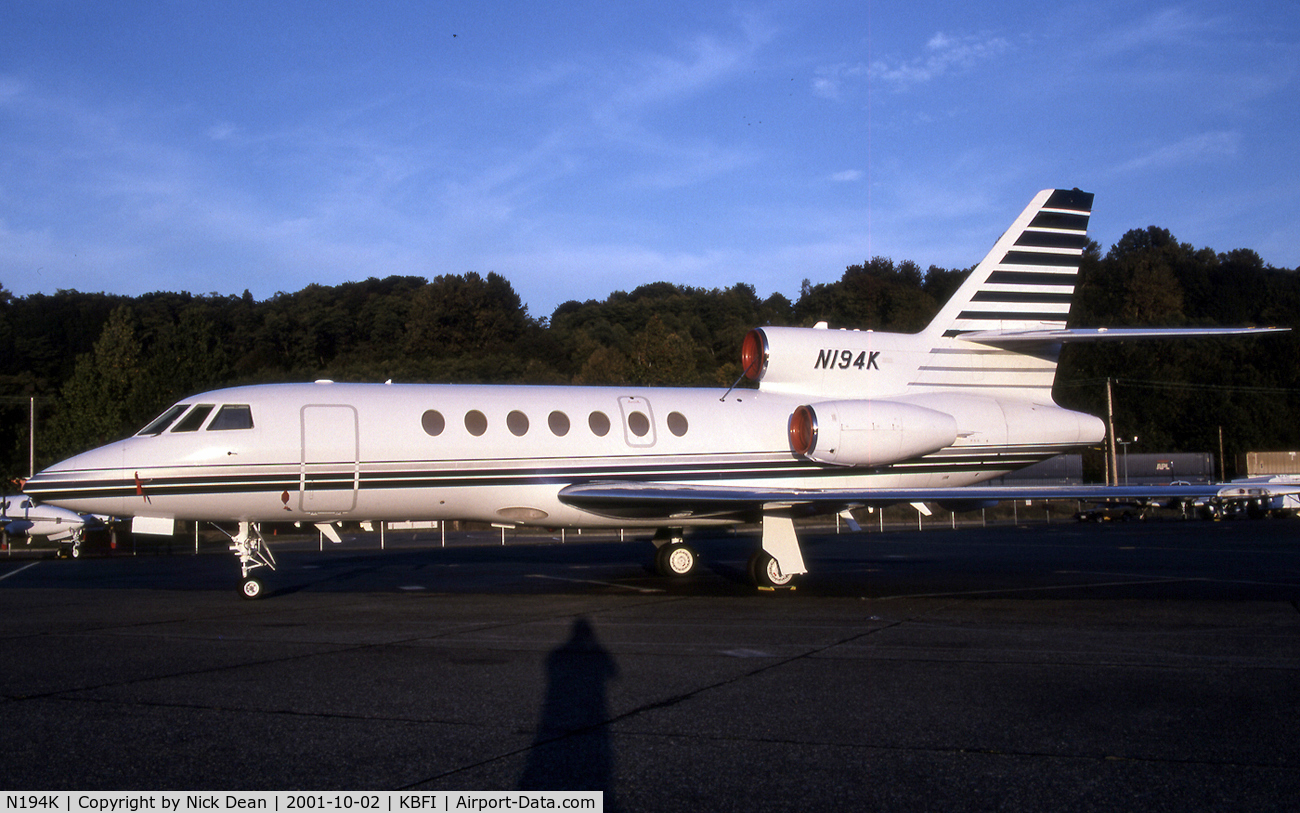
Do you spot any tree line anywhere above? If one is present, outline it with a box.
[3,224,1299,484]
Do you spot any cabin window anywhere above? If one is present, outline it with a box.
[588,411,610,437]
[627,411,650,437]
[138,405,189,436]
[172,405,215,433]
[465,410,488,436]
[667,411,689,437]
[421,410,445,436]
[507,410,529,436]
[548,411,570,436]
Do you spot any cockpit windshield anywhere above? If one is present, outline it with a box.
[136,403,255,436]
[137,404,189,436]
[172,404,215,432]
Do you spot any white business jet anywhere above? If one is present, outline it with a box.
[22,189,1290,597]
[0,493,88,556]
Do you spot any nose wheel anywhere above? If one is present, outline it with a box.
[240,576,265,600]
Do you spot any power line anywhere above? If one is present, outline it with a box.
[1059,377,1300,395]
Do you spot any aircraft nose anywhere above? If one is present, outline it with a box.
[24,441,130,517]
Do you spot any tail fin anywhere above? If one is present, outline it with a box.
[923,188,1093,340]
[909,189,1092,400]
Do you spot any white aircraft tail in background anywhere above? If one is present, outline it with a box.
[23,189,1291,597]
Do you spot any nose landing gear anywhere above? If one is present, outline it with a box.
[216,522,276,599]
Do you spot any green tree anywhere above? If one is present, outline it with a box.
[139,309,231,405]
[627,315,698,386]
[405,272,533,362]
[47,307,147,457]
[796,257,937,331]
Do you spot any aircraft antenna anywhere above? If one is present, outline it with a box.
[718,371,747,402]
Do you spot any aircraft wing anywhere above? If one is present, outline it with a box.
[558,481,1300,520]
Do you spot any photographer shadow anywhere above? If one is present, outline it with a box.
[518,617,620,807]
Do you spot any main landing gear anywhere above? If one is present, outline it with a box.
[747,513,805,589]
[217,521,277,599]
[652,528,698,577]
[651,513,809,589]
[748,550,795,588]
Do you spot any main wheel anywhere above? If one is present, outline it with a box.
[656,543,697,577]
[749,551,794,588]
[240,577,265,600]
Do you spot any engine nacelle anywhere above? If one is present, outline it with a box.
[741,325,918,398]
[788,400,959,467]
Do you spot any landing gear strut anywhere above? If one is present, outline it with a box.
[217,521,276,599]
[750,512,806,590]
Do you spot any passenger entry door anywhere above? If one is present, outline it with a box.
[300,404,359,514]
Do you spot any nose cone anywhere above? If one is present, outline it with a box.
[24,440,131,517]
[47,504,88,529]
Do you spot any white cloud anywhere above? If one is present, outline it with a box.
[1103,7,1219,55]
[813,31,1010,100]
[811,63,867,100]
[830,170,864,183]
[868,31,1010,90]
[1115,131,1242,173]
[811,76,837,99]
[595,13,775,121]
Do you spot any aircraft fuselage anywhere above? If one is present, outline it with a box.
[27,380,1104,529]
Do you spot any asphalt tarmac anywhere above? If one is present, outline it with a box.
[2,518,1298,811]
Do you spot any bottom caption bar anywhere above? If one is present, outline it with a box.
[4,794,602,813]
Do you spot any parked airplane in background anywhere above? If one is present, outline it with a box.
[21,189,1292,597]
[0,494,88,556]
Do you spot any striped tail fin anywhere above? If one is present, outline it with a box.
[911,188,1092,398]
[924,188,1092,338]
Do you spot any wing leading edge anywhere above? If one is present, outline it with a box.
[558,481,1299,520]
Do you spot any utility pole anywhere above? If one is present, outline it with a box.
[1218,425,1225,482]
[1106,378,1117,486]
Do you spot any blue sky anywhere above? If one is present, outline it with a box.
[2,1,1297,318]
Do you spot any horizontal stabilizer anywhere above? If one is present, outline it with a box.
[958,326,1289,345]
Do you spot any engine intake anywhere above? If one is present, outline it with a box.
[741,328,769,381]
[789,400,959,467]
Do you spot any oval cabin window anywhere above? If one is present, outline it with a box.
[507,410,529,436]
[548,411,570,436]
[464,410,488,437]
[667,411,688,437]
[588,411,611,437]
[627,411,650,437]
[422,410,445,436]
